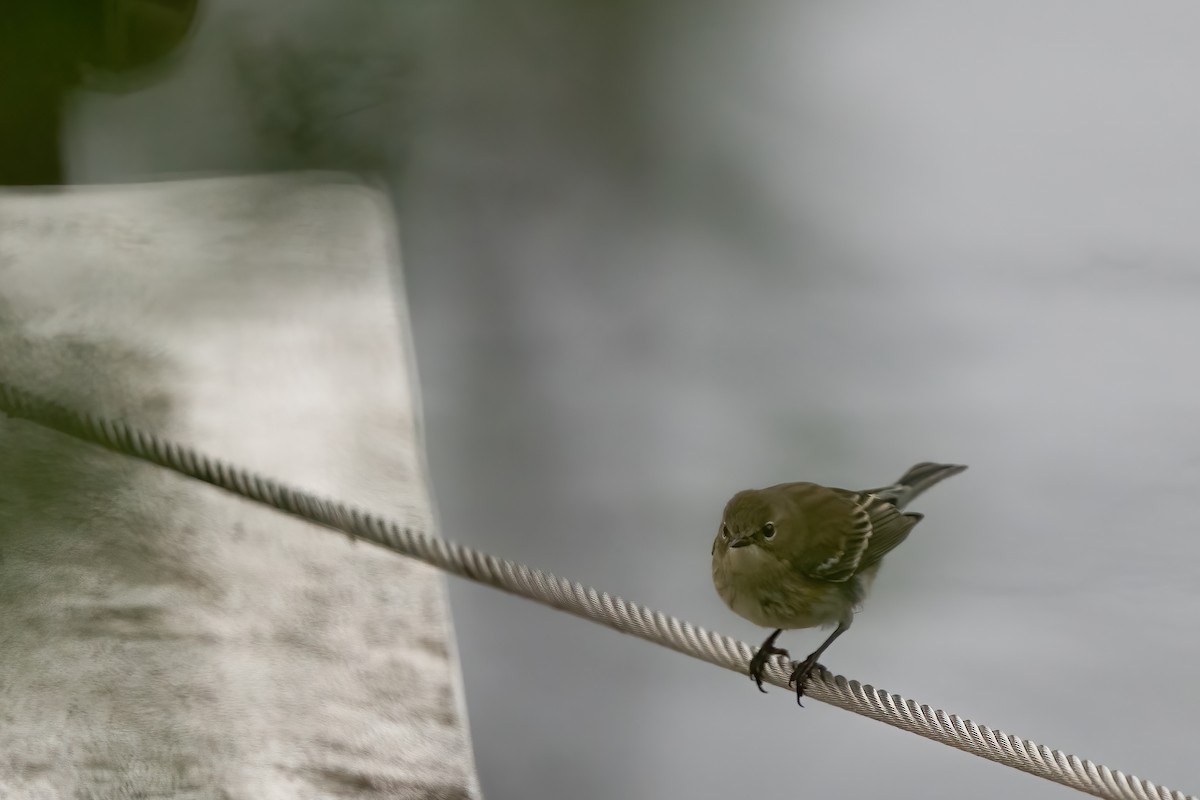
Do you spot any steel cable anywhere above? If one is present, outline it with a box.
[0,379,1192,800]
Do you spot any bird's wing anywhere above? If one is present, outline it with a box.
[784,484,921,583]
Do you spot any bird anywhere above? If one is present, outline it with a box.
[711,461,966,704]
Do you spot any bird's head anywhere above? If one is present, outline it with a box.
[712,488,786,557]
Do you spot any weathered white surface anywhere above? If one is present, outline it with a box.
[0,174,478,799]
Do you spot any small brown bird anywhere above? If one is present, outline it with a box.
[712,462,965,704]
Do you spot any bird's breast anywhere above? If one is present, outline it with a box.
[712,546,860,630]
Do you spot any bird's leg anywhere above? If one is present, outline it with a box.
[748,629,789,693]
[789,622,849,706]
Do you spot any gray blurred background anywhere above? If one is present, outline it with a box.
[64,1,1200,798]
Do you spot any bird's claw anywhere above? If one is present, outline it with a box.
[788,658,825,706]
[748,644,790,693]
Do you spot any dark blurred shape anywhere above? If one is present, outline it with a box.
[0,0,197,185]
[88,0,197,73]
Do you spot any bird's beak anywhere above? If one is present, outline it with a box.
[729,536,752,549]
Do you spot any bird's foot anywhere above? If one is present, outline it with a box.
[787,656,825,707]
[748,642,790,693]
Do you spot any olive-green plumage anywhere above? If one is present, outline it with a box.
[711,462,965,703]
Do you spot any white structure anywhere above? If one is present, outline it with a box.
[0,174,478,798]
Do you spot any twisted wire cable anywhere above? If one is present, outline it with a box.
[0,379,1192,800]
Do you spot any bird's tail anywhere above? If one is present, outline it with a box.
[868,462,967,510]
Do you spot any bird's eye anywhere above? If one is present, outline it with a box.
[721,524,730,541]
[762,522,776,540]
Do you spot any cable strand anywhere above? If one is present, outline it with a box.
[0,379,1192,800]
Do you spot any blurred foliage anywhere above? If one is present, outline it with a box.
[219,0,668,177]
[0,0,196,184]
